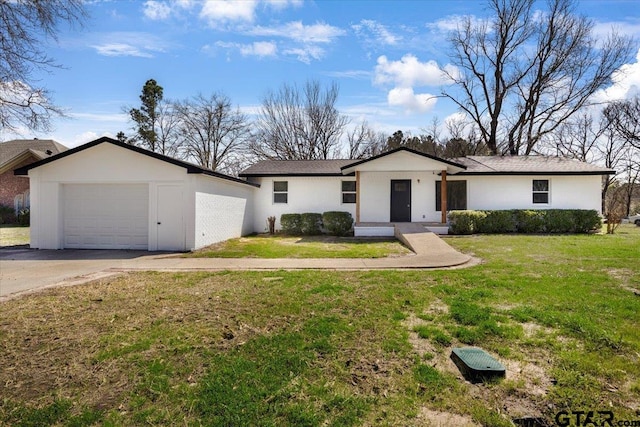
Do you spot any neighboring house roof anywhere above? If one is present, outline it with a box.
[239,159,355,177]
[453,155,615,175]
[14,136,260,188]
[0,139,68,174]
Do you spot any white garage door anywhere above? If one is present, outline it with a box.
[63,184,149,249]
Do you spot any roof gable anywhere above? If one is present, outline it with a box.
[0,139,67,169]
[14,137,259,187]
[341,147,467,174]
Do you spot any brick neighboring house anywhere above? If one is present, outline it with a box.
[0,139,68,213]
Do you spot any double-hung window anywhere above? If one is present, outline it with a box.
[341,181,356,204]
[273,181,288,204]
[532,180,549,204]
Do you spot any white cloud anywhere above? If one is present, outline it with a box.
[387,87,437,113]
[215,40,277,58]
[89,32,171,58]
[264,0,303,10]
[374,54,453,87]
[426,15,482,33]
[247,21,345,43]
[352,19,400,46]
[242,41,277,57]
[283,45,325,64]
[92,43,154,58]
[200,0,258,25]
[324,70,371,79]
[143,1,171,20]
[591,19,640,39]
[70,112,128,122]
[594,47,640,101]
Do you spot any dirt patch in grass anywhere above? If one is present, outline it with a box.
[403,300,555,423]
[608,268,640,295]
[416,407,480,426]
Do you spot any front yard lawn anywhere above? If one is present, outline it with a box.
[187,234,412,258]
[0,225,29,247]
[1,225,639,426]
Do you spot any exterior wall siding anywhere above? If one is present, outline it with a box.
[464,175,603,213]
[193,175,255,249]
[251,176,356,232]
[359,171,441,222]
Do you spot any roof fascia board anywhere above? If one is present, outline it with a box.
[340,147,467,172]
[13,136,258,188]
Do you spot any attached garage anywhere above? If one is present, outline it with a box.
[15,137,257,251]
[63,184,149,249]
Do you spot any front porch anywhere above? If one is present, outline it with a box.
[354,222,450,237]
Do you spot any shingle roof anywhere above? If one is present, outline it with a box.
[453,155,615,175]
[0,139,68,166]
[14,137,260,187]
[240,159,356,176]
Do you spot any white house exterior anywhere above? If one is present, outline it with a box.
[241,148,613,230]
[16,137,256,251]
[16,141,613,251]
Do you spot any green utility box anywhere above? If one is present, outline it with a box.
[450,347,506,382]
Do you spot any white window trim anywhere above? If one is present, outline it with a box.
[341,180,356,204]
[273,180,288,204]
[532,179,550,205]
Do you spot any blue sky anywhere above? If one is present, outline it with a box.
[13,0,640,148]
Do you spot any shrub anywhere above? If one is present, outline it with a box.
[17,209,30,226]
[448,210,486,235]
[322,211,353,236]
[0,205,16,224]
[515,210,546,233]
[449,209,600,234]
[280,213,302,234]
[571,209,601,233]
[478,210,517,233]
[300,213,322,235]
[546,209,576,233]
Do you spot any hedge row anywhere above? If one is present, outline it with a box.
[280,211,353,236]
[448,209,602,235]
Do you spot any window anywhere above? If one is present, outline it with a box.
[341,181,356,204]
[532,180,549,204]
[435,180,467,211]
[14,194,23,213]
[273,181,288,204]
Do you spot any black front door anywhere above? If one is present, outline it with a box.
[390,180,411,222]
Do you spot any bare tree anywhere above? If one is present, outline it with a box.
[174,93,250,172]
[554,113,605,161]
[251,80,349,160]
[603,96,640,149]
[443,0,633,155]
[346,120,386,159]
[156,100,182,158]
[0,0,86,134]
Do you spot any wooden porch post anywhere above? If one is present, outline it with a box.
[440,170,447,224]
[355,171,360,223]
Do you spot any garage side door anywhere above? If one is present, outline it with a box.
[63,184,149,249]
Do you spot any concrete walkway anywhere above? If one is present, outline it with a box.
[1,228,473,299]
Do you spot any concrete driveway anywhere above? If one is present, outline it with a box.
[0,248,160,299]
[0,232,474,300]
